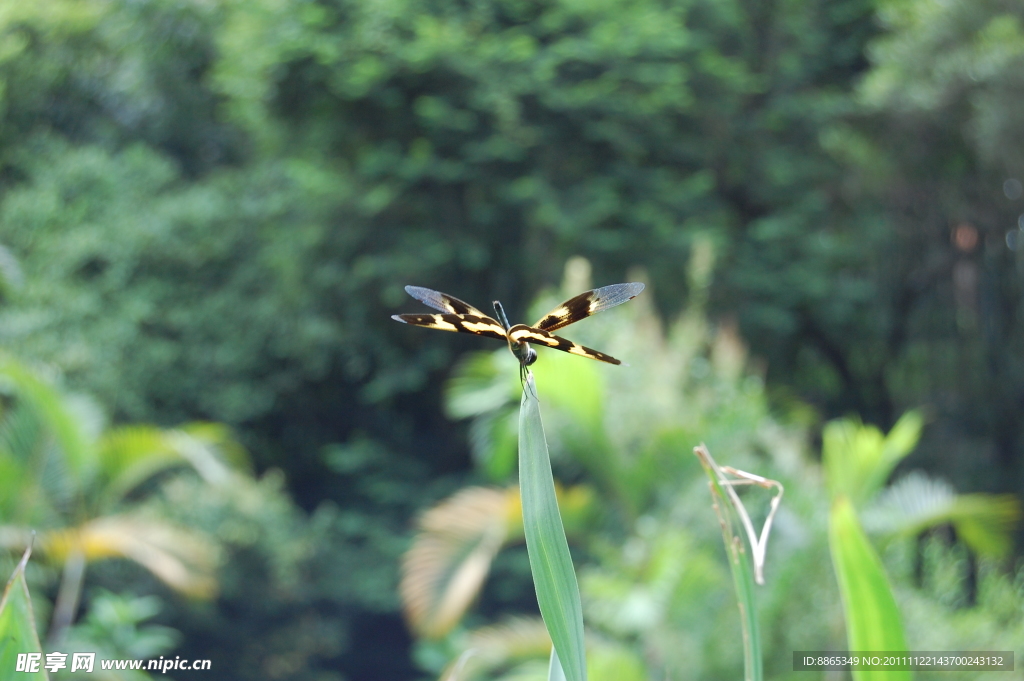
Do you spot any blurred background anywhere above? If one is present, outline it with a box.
[0,0,1021,679]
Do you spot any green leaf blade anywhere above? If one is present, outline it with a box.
[549,646,568,681]
[0,548,49,681]
[828,496,910,681]
[519,374,587,681]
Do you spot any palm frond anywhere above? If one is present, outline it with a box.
[39,516,219,597]
[0,454,60,526]
[823,412,923,506]
[0,353,94,486]
[98,423,248,508]
[863,472,1021,557]
[440,617,552,681]
[445,351,518,420]
[401,486,520,638]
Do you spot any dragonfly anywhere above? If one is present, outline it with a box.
[391,282,645,385]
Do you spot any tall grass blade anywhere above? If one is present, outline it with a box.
[0,546,49,680]
[519,373,587,681]
[829,496,910,681]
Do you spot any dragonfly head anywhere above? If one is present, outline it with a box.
[509,338,537,367]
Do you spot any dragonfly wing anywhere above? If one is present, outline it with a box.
[392,313,507,341]
[533,282,645,332]
[508,325,621,365]
[404,286,491,317]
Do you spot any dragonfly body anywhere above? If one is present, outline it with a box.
[491,300,538,368]
[391,282,644,380]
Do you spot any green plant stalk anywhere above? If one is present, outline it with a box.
[519,373,587,681]
[694,445,762,681]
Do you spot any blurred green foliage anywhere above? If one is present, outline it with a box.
[0,351,252,655]
[60,590,180,681]
[0,0,1020,678]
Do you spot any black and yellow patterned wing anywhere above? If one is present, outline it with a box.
[391,312,507,341]
[392,286,506,341]
[532,282,645,333]
[403,285,493,318]
[507,325,621,365]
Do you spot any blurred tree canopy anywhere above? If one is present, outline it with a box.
[0,0,1021,678]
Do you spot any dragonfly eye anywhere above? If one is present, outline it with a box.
[524,347,538,366]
